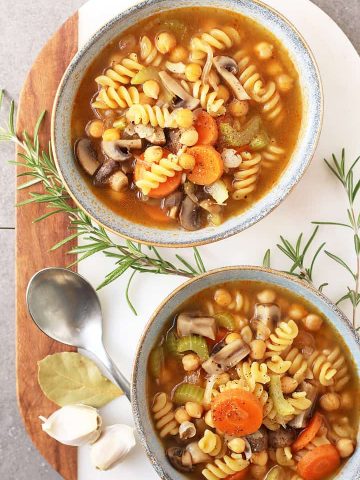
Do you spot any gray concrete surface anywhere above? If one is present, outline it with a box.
[0,1,359,479]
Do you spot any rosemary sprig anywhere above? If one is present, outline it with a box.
[313,149,360,327]
[0,90,206,314]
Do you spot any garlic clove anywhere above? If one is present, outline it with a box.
[39,404,102,447]
[179,421,196,440]
[91,424,136,471]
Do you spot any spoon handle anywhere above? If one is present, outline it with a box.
[89,342,131,400]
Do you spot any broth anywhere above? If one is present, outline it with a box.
[71,7,302,231]
[147,281,359,479]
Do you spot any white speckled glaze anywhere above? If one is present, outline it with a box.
[132,267,360,480]
[52,0,322,247]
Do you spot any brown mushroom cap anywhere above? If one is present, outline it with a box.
[179,196,203,231]
[102,139,142,161]
[213,56,251,101]
[177,312,217,340]
[75,138,100,176]
[202,339,250,374]
[159,71,200,110]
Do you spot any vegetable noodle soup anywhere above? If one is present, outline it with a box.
[147,282,359,480]
[72,7,302,231]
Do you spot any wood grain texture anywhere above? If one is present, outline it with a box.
[16,13,79,480]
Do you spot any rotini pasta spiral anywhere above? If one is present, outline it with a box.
[95,53,143,87]
[267,355,291,375]
[227,291,250,313]
[190,26,241,64]
[140,36,163,66]
[198,429,223,457]
[284,348,309,383]
[236,361,270,390]
[152,392,179,438]
[232,152,262,200]
[202,454,249,480]
[181,80,226,116]
[266,320,299,354]
[324,347,350,392]
[135,154,183,195]
[307,350,337,386]
[92,85,140,109]
[263,398,293,430]
[287,391,312,415]
[328,416,356,442]
[126,104,177,128]
[262,139,285,168]
[272,447,295,467]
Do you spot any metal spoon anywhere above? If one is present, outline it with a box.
[26,267,131,399]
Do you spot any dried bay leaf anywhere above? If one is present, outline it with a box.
[38,352,122,407]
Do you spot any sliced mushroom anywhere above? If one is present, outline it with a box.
[166,447,193,473]
[102,139,142,161]
[75,138,100,176]
[268,427,296,449]
[162,191,184,219]
[134,124,155,139]
[159,71,200,110]
[199,199,222,214]
[179,196,203,231]
[185,442,211,464]
[108,171,128,192]
[179,421,196,440]
[145,127,166,145]
[177,312,217,340]
[213,56,251,101]
[166,129,183,154]
[93,160,119,186]
[251,303,281,340]
[202,339,250,374]
[288,382,318,429]
[246,427,269,452]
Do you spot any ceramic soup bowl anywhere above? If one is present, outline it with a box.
[52,0,322,247]
[132,266,359,480]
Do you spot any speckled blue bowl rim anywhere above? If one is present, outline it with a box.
[52,0,323,248]
[131,266,360,480]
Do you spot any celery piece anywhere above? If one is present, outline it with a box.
[177,335,209,361]
[165,331,179,355]
[149,347,164,378]
[173,383,205,404]
[219,116,261,148]
[269,375,295,417]
[250,130,270,151]
[214,312,236,331]
[131,66,160,85]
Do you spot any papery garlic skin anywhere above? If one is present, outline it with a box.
[39,404,102,446]
[91,424,136,470]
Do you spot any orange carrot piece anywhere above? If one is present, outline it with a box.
[194,111,219,145]
[297,444,341,480]
[211,389,263,436]
[292,412,323,453]
[187,145,224,186]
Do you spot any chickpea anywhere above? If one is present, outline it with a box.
[340,391,353,409]
[180,128,198,147]
[185,63,202,82]
[215,372,230,385]
[214,288,232,307]
[143,80,160,99]
[228,99,249,117]
[320,392,341,412]
[175,108,194,129]
[250,465,268,480]
[254,41,274,60]
[144,146,163,163]
[257,288,276,303]
[175,406,191,424]
[204,410,215,428]
[250,339,266,360]
[225,332,242,344]
[251,451,268,466]
[182,353,201,372]
[179,153,196,170]
[281,376,299,394]
[185,401,203,418]
[102,128,121,142]
[288,303,308,320]
[155,31,177,54]
[337,438,355,458]
[304,313,323,332]
[139,92,155,105]
[266,59,283,76]
[169,45,188,63]
[276,73,294,93]
[228,437,246,454]
[87,119,104,138]
[216,85,230,103]
[112,117,127,130]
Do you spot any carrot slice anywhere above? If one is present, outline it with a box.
[187,145,224,186]
[297,444,341,480]
[228,467,249,480]
[292,412,323,452]
[211,389,263,436]
[134,150,182,199]
[194,111,219,145]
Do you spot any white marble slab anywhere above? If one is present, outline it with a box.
[76,0,360,478]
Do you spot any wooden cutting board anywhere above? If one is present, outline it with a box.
[16,13,79,480]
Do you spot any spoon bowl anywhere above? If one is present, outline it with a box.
[26,267,130,398]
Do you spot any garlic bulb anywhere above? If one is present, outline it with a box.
[39,404,101,446]
[91,424,136,470]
